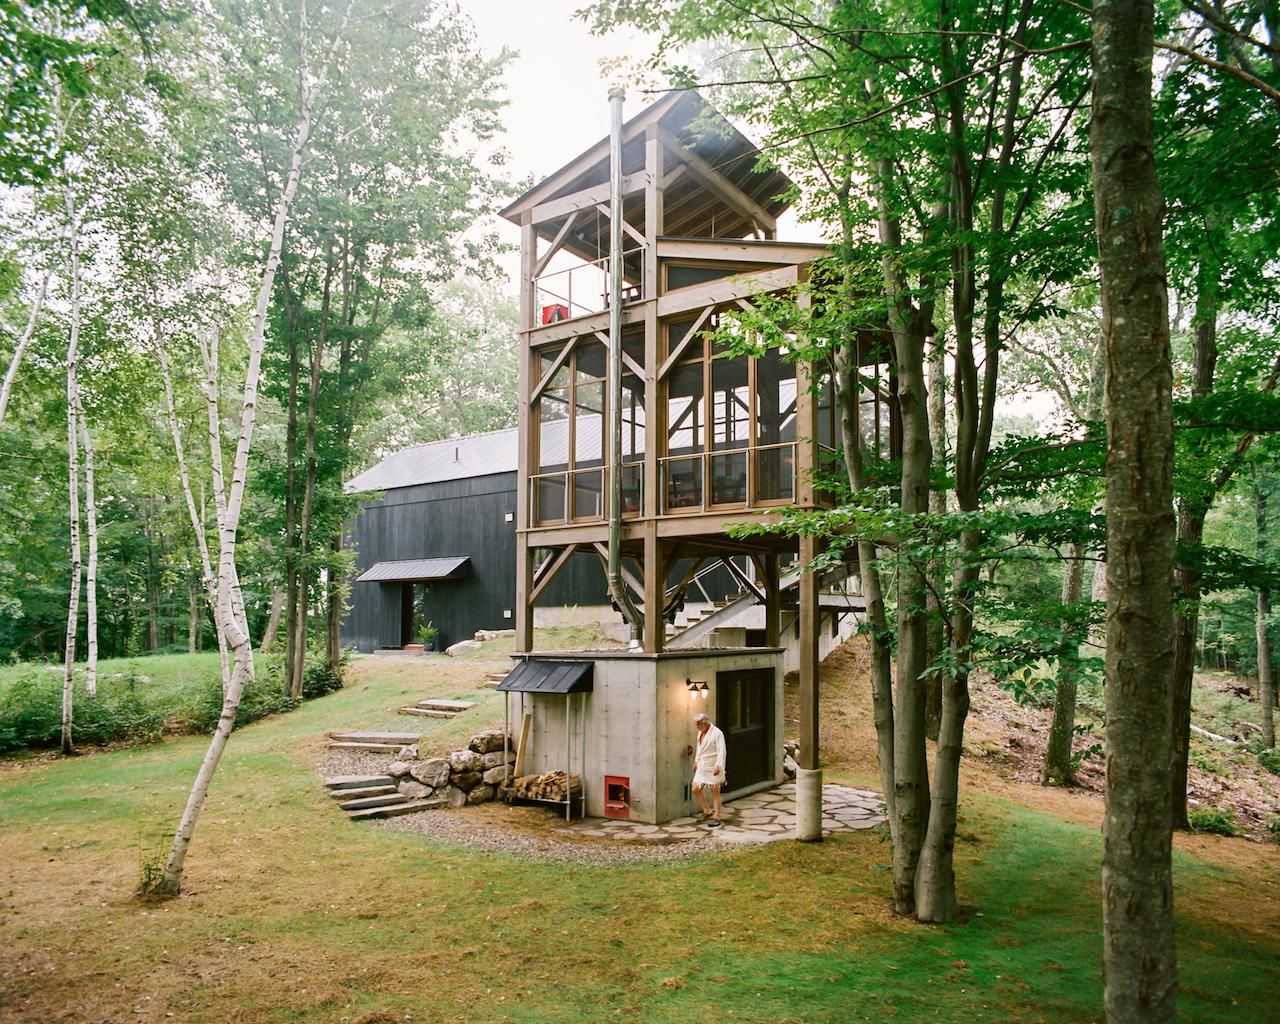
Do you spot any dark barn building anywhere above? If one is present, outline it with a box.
[342,428,610,652]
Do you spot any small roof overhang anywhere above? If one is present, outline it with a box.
[497,660,594,695]
[354,557,471,583]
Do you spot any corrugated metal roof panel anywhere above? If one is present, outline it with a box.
[354,556,471,583]
[496,659,594,695]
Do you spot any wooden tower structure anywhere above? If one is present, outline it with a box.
[499,90,891,832]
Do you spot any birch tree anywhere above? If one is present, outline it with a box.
[150,0,355,898]
[60,190,83,756]
[77,397,98,695]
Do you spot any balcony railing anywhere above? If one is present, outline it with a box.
[660,442,796,514]
[530,463,644,527]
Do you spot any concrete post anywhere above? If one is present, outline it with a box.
[795,766,823,842]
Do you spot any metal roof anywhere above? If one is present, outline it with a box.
[497,660,594,695]
[354,557,471,583]
[345,416,591,494]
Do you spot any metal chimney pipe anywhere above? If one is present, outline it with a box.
[606,86,641,647]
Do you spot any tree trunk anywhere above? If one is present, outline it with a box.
[146,499,161,651]
[0,268,53,426]
[261,587,284,653]
[188,571,200,653]
[78,400,98,696]
[1042,543,1085,785]
[152,1,350,896]
[325,534,343,671]
[925,331,947,742]
[60,198,83,757]
[1256,472,1276,748]
[1090,0,1178,1016]
[283,302,301,693]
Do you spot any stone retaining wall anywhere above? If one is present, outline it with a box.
[386,729,514,807]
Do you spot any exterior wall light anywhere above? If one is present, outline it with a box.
[685,679,709,700]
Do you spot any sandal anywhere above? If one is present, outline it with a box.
[706,818,722,828]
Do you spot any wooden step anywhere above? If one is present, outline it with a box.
[398,707,457,718]
[329,785,398,800]
[339,793,409,811]
[346,798,447,821]
[419,699,476,712]
[326,730,420,744]
[323,774,395,790]
[327,741,404,753]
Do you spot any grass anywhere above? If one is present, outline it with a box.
[0,640,1277,1022]
[0,650,226,706]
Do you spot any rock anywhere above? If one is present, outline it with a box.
[452,771,483,791]
[474,628,515,642]
[448,749,484,774]
[445,639,484,657]
[442,783,468,808]
[783,739,799,756]
[481,750,509,769]
[468,730,507,755]
[398,780,431,799]
[410,757,451,789]
[396,744,419,760]
[467,784,496,804]
[783,754,798,777]
[387,760,413,779]
[482,765,508,785]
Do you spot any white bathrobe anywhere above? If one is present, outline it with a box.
[693,724,726,787]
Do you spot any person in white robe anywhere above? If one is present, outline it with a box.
[687,712,726,825]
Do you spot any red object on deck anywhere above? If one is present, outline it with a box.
[604,775,631,819]
[541,303,570,324]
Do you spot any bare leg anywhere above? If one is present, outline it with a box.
[693,782,710,815]
[712,784,722,820]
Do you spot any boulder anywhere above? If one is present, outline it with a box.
[396,744,419,760]
[467,784,496,804]
[474,628,515,642]
[441,783,468,808]
[445,639,484,657]
[410,757,451,789]
[398,780,431,799]
[468,730,507,755]
[448,749,484,774]
[482,765,508,785]
[387,760,413,779]
[481,749,515,769]
[452,771,483,791]
[783,753,798,778]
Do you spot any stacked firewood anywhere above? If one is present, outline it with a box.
[501,771,582,802]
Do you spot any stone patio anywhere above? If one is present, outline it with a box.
[553,782,884,846]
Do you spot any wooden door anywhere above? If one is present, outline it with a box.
[715,668,774,790]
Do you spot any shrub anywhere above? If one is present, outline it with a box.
[0,670,166,754]
[1257,748,1280,775]
[1188,808,1238,836]
[182,674,300,733]
[301,650,348,700]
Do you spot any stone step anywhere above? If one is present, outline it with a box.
[327,741,405,753]
[397,707,458,718]
[485,672,507,682]
[338,793,409,811]
[329,785,398,801]
[481,681,500,689]
[323,774,395,790]
[346,798,447,821]
[419,699,476,712]
[326,730,420,744]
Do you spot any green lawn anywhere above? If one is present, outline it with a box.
[0,650,227,703]
[0,645,1276,1023]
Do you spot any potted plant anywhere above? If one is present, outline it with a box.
[418,621,439,653]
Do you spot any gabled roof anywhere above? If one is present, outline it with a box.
[500,91,794,257]
[346,427,520,493]
[354,557,471,583]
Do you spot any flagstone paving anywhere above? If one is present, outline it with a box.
[553,783,884,846]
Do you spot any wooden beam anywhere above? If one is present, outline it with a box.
[531,336,578,402]
[658,128,777,232]
[657,265,799,319]
[644,527,664,652]
[596,203,647,249]
[657,303,716,380]
[720,555,765,605]
[529,544,579,605]
[656,237,828,265]
[592,542,645,602]
[798,534,819,770]
[533,210,581,279]
[531,172,649,225]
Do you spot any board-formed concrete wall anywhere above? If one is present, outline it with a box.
[508,649,784,824]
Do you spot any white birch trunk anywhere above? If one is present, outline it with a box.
[60,199,83,756]
[77,398,98,696]
[0,268,53,426]
[153,0,354,897]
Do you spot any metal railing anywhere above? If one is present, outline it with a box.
[533,246,646,328]
[658,441,797,514]
[529,463,644,527]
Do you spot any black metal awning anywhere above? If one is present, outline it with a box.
[355,556,471,583]
[497,660,594,695]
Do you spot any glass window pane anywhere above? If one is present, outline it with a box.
[711,451,747,504]
[576,339,606,381]
[538,388,569,471]
[622,373,645,460]
[665,456,702,510]
[621,463,643,514]
[711,354,750,451]
[667,361,703,456]
[575,380,603,467]
[755,348,797,446]
[755,446,794,502]
[536,475,566,525]
[667,318,703,362]
[573,468,604,519]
